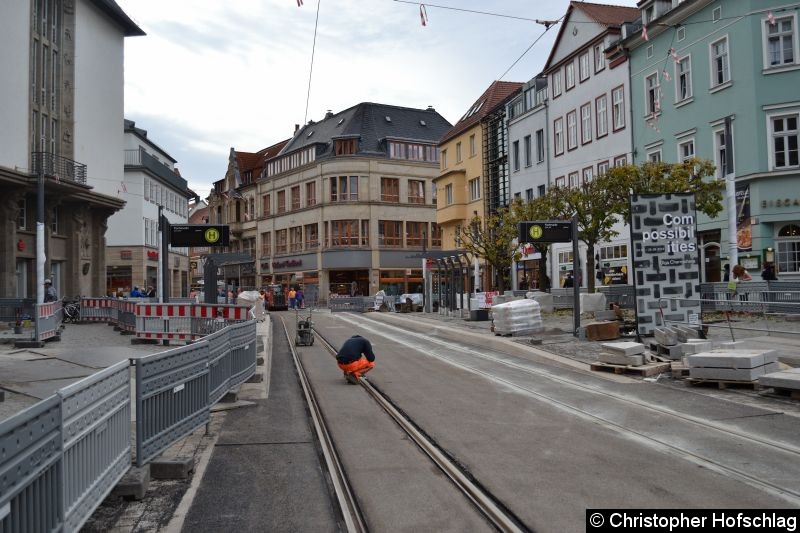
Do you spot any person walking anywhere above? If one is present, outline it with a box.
[296,288,305,309]
[288,287,297,309]
[336,334,376,384]
[43,279,57,302]
[761,262,777,281]
[130,286,143,298]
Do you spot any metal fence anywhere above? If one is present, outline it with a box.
[598,285,637,309]
[699,282,800,314]
[328,297,375,313]
[0,317,259,528]
[0,298,35,324]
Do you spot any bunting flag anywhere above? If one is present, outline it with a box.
[669,47,679,62]
[662,69,671,82]
[121,181,127,193]
[641,24,649,41]
[297,0,303,6]
[768,11,776,26]
[420,4,428,27]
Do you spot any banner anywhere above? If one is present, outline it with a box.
[735,184,752,252]
[630,194,701,336]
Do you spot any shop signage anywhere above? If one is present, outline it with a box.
[147,250,159,261]
[169,224,230,247]
[761,198,800,208]
[736,184,751,252]
[630,193,700,336]
[120,250,132,260]
[518,221,572,243]
[272,259,302,269]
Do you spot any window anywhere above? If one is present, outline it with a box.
[456,142,462,163]
[431,182,437,204]
[567,111,577,150]
[710,37,730,87]
[17,198,26,230]
[579,52,590,82]
[596,95,608,137]
[431,222,442,247]
[525,188,534,201]
[514,192,522,201]
[580,103,592,144]
[597,161,610,176]
[612,86,625,131]
[568,172,579,188]
[291,186,300,210]
[554,118,564,155]
[538,184,546,197]
[677,27,686,42]
[381,178,399,202]
[277,190,286,214]
[647,149,662,162]
[331,176,358,201]
[614,155,627,167]
[260,232,271,257]
[765,16,797,68]
[263,193,271,216]
[441,149,447,169]
[334,138,357,155]
[565,61,575,90]
[771,115,799,169]
[290,226,303,252]
[331,220,359,247]
[536,129,545,163]
[552,69,562,97]
[676,56,692,102]
[594,44,605,72]
[600,244,628,260]
[361,220,370,246]
[647,45,654,59]
[445,183,454,205]
[712,6,721,22]
[408,180,426,204]
[555,176,566,187]
[306,182,316,207]
[469,177,481,201]
[276,229,288,254]
[643,5,655,24]
[582,167,593,184]
[714,128,734,177]
[645,73,660,115]
[304,223,318,249]
[524,135,532,167]
[470,134,476,157]
[379,220,403,247]
[406,222,425,247]
[388,141,437,162]
[678,138,695,162]
[512,140,520,171]
[777,225,800,272]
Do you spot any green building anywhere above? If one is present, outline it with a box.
[618,0,800,281]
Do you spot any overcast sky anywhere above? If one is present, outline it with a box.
[116,0,638,198]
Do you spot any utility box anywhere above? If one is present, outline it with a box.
[470,309,489,321]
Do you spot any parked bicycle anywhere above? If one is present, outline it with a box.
[62,298,81,323]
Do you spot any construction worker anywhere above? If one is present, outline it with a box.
[336,334,376,384]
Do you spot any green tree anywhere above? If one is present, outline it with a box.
[458,211,515,291]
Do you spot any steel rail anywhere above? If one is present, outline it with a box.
[278,317,368,533]
[339,313,800,505]
[314,331,528,533]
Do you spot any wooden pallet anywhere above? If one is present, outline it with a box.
[590,361,671,377]
[764,387,800,400]
[671,365,691,379]
[685,378,762,391]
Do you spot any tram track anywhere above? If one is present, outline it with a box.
[280,315,530,533]
[334,312,800,506]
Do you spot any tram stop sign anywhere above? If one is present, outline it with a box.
[170,224,230,247]
[518,221,573,243]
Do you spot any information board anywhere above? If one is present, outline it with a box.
[170,225,230,247]
[630,193,700,335]
[518,221,572,243]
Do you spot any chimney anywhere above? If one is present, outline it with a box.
[294,124,300,134]
[426,105,435,112]
[325,109,333,118]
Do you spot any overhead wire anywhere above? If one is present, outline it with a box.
[304,0,322,125]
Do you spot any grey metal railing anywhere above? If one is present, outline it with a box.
[329,297,374,313]
[124,149,187,192]
[699,282,800,313]
[0,298,35,323]
[32,151,87,185]
[597,285,636,309]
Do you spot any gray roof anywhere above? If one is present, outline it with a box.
[91,0,145,37]
[279,102,452,157]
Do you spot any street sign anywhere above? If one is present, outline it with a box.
[518,221,573,243]
[170,224,230,247]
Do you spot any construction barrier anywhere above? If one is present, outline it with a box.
[135,303,250,342]
[79,297,116,323]
[35,299,63,342]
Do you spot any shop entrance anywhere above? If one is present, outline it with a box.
[329,269,369,297]
[108,265,132,297]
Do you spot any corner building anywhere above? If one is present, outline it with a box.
[242,103,450,304]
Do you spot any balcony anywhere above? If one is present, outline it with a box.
[32,152,87,185]
[125,148,187,192]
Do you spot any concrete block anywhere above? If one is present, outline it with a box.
[687,350,778,369]
[681,341,712,355]
[675,326,701,342]
[594,310,618,321]
[654,327,678,346]
[580,293,607,313]
[600,352,644,366]
[601,342,645,356]
[112,465,150,500]
[758,370,800,390]
[719,341,747,349]
[527,292,554,313]
[584,321,620,341]
[662,344,685,360]
[690,363,779,381]
[245,371,264,383]
[256,356,265,366]
[150,457,194,480]
[221,385,241,403]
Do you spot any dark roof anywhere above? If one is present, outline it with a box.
[235,139,289,177]
[90,0,145,36]
[124,119,177,163]
[439,81,523,145]
[279,103,452,157]
[544,1,639,70]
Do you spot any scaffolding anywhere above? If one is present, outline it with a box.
[482,106,510,216]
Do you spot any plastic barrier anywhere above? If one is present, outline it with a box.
[80,297,115,323]
[36,299,63,341]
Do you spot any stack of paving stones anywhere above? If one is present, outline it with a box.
[687,349,780,382]
[758,368,800,399]
[651,326,709,360]
[599,342,646,367]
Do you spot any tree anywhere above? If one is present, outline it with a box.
[458,211,515,291]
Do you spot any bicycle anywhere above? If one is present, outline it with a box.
[63,299,81,324]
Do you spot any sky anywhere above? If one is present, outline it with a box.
[116,0,638,198]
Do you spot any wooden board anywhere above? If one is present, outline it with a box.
[590,361,671,377]
[685,378,762,391]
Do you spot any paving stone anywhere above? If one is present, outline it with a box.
[758,370,800,390]
[584,321,619,341]
[594,310,617,321]
[654,327,678,346]
[681,341,712,355]
[718,341,747,349]
[675,326,701,342]
[690,363,779,381]
[112,465,150,500]
[687,350,778,369]
[601,342,645,356]
[599,352,644,366]
[150,457,194,480]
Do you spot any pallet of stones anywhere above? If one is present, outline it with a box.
[592,342,671,377]
[650,325,711,360]
[758,367,800,400]
[686,349,779,387]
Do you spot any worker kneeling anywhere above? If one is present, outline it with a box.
[336,335,376,384]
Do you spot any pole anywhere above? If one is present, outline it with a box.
[474,256,480,293]
[572,214,581,337]
[36,161,45,304]
[724,116,738,270]
[159,208,170,303]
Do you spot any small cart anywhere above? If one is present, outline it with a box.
[295,308,314,346]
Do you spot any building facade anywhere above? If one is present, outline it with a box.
[622,0,800,280]
[105,119,194,297]
[187,198,209,289]
[0,0,142,298]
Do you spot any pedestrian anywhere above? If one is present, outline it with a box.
[336,334,376,384]
[146,285,156,298]
[732,264,752,282]
[43,279,57,302]
[296,287,305,309]
[761,262,777,281]
[130,285,143,297]
[722,264,730,282]
[288,286,297,309]
[563,273,574,288]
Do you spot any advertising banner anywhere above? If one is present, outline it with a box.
[735,184,752,252]
[630,194,701,335]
